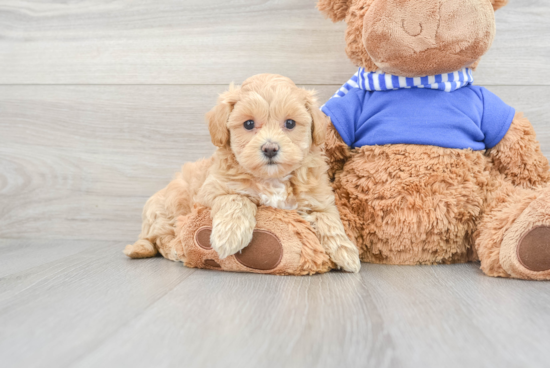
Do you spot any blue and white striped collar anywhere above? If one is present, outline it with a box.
[332,68,474,98]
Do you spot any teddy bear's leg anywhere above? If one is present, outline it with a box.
[476,180,550,280]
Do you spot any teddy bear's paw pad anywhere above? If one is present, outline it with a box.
[194,227,284,271]
[517,226,550,272]
[204,259,221,268]
[195,227,213,250]
[234,230,283,271]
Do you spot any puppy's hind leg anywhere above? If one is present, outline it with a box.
[124,201,181,261]
[125,158,212,260]
[124,191,168,259]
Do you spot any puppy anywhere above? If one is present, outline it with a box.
[124,74,360,273]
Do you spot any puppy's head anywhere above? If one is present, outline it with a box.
[206,74,327,179]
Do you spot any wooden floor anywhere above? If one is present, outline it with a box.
[2,240,550,368]
[1,1,550,367]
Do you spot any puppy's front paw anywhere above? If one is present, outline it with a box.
[210,220,255,259]
[328,237,361,273]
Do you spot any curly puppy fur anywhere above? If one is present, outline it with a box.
[319,0,550,279]
[125,74,360,273]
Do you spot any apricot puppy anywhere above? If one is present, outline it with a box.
[125,74,360,273]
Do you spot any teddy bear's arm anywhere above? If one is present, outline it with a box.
[325,121,352,181]
[486,113,550,188]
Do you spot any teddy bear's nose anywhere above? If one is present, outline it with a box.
[402,19,423,37]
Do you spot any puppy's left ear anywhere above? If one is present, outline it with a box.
[305,90,328,146]
[205,84,240,147]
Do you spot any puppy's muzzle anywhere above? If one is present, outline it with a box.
[261,142,279,159]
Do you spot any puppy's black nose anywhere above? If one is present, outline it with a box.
[262,142,279,159]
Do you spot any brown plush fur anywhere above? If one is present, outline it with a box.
[487,113,550,188]
[333,144,489,265]
[319,0,550,280]
[318,0,354,22]
[125,74,360,274]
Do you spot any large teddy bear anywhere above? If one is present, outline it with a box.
[318,0,550,280]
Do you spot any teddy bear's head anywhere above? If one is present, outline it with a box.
[318,0,508,77]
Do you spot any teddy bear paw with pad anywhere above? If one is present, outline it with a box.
[172,206,334,276]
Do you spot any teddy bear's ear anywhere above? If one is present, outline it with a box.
[317,0,354,22]
[491,0,508,11]
[205,85,240,148]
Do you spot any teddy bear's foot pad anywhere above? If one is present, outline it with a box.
[517,226,550,272]
[194,227,283,271]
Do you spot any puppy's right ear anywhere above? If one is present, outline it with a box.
[205,85,240,147]
[317,0,353,22]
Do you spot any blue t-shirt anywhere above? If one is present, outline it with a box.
[321,85,515,150]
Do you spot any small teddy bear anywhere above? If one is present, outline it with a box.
[318,0,550,280]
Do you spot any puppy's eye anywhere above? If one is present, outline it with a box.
[243,120,255,130]
[285,119,296,130]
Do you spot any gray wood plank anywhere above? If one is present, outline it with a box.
[72,269,395,368]
[0,239,546,368]
[0,0,548,85]
[0,239,101,278]
[0,85,221,242]
[73,264,550,368]
[1,85,550,241]
[0,240,194,368]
